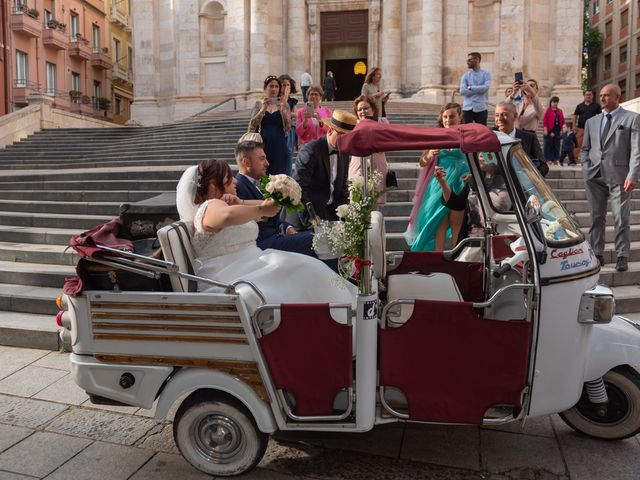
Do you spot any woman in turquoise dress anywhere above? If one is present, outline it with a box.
[404,103,470,251]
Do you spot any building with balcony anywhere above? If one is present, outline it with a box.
[5,0,116,121]
[105,0,132,124]
[589,0,640,100]
[0,1,9,116]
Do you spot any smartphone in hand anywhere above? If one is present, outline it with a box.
[306,102,314,115]
[514,71,523,83]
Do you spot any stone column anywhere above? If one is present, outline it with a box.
[418,0,444,103]
[368,0,381,72]
[287,0,307,82]
[307,3,320,85]
[380,0,401,95]
[130,0,159,124]
[550,0,583,109]
[249,0,269,93]
[174,0,201,118]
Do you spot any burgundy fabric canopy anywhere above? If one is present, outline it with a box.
[337,120,501,157]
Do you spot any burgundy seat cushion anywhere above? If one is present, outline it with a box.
[380,300,530,424]
[259,304,353,416]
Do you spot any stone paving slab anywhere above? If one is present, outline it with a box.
[44,408,157,446]
[0,348,48,381]
[400,424,480,471]
[480,429,565,475]
[0,395,68,429]
[44,441,154,480]
[0,366,67,397]
[275,423,405,459]
[128,453,212,480]
[32,373,89,406]
[0,471,36,479]
[0,431,91,478]
[135,423,179,455]
[0,425,33,453]
[551,415,640,480]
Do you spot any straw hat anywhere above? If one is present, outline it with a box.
[237,132,263,144]
[321,110,357,134]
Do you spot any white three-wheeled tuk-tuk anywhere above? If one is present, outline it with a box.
[57,122,640,476]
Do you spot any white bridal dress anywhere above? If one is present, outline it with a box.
[191,199,357,314]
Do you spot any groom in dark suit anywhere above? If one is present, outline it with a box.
[234,134,315,256]
[580,83,640,271]
[294,110,358,227]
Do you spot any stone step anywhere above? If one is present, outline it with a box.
[599,260,640,287]
[0,179,178,191]
[0,190,164,202]
[0,260,74,288]
[0,200,121,216]
[0,310,60,350]
[0,284,61,315]
[0,225,83,245]
[0,242,76,266]
[611,286,640,314]
[0,211,111,230]
[0,169,184,182]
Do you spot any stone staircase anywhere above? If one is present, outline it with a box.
[0,105,637,350]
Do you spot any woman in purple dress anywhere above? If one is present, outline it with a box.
[248,75,291,175]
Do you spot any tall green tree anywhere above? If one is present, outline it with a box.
[582,0,603,89]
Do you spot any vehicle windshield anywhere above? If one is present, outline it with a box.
[509,145,583,245]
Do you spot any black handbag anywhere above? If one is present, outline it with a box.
[386,170,398,188]
[119,193,179,240]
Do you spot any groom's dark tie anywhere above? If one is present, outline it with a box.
[600,113,612,150]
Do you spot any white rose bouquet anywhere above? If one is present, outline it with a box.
[259,174,304,213]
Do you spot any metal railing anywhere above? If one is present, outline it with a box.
[191,97,238,117]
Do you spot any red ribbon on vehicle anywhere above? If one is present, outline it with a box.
[342,256,372,280]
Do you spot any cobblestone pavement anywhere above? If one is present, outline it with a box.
[0,346,639,479]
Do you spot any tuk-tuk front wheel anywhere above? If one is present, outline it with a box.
[559,366,640,440]
[173,391,269,476]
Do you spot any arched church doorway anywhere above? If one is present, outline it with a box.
[320,10,368,101]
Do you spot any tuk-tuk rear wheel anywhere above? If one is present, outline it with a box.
[559,366,640,440]
[173,390,269,476]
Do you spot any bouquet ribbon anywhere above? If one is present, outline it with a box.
[342,256,372,280]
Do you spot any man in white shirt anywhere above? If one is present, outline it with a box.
[300,70,312,102]
[460,52,492,125]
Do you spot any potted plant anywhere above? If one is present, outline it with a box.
[26,8,39,19]
[96,97,111,110]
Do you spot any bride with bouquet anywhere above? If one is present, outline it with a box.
[176,159,357,313]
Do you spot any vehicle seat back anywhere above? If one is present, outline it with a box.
[157,222,197,292]
[369,211,386,279]
[386,273,463,325]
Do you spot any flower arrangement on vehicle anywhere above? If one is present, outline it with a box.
[259,174,304,213]
[313,171,385,291]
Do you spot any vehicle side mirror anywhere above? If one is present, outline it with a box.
[525,195,542,224]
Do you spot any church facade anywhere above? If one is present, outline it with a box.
[131,0,584,125]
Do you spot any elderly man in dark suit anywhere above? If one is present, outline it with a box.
[494,101,546,175]
[580,83,640,271]
[293,110,357,227]
[234,133,314,256]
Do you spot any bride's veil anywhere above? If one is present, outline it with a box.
[176,165,199,223]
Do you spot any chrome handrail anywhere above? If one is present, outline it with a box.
[191,97,238,117]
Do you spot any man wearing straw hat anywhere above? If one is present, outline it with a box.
[293,110,357,227]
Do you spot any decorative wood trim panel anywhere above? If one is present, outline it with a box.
[92,333,248,344]
[94,354,269,402]
[90,302,238,313]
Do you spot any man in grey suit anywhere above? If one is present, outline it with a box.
[580,84,640,272]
